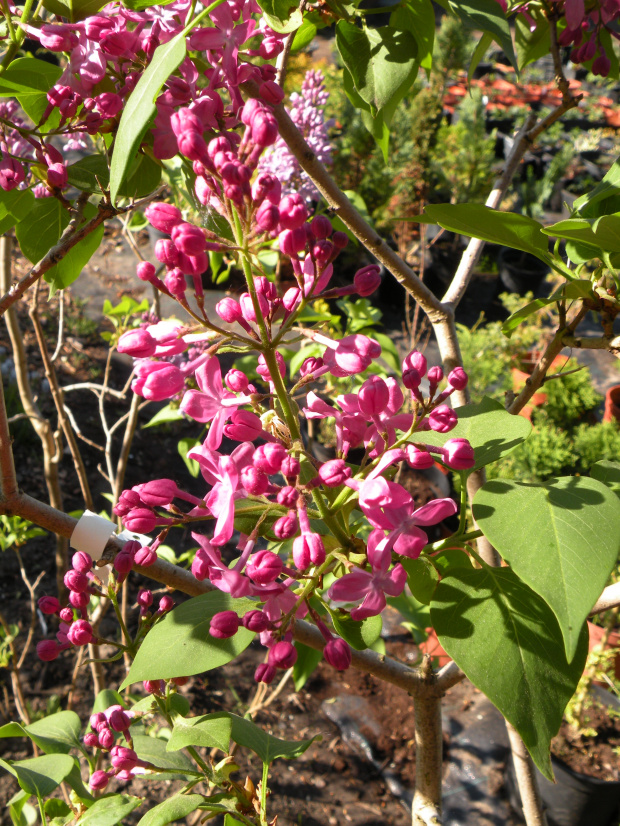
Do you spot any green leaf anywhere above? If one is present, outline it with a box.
[0,754,74,797]
[0,58,62,128]
[24,711,82,754]
[386,593,430,643]
[291,19,317,52]
[45,203,105,293]
[66,156,110,192]
[430,548,473,576]
[77,795,141,826]
[390,0,434,76]
[573,155,620,218]
[233,500,281,540]
[136,794,205,826]
[515,8,550,70]
[590,460,620,501]
[167,713,232,753]
[133,734,197,774]
[110,34,186,202]
[292,642,323,691]
[501,280,594,337]
[421,204,549,260]
[421,396,532,471]
[473,476,620,661]
[431,567,588,779]
[42,0,108,21]
[121,593,255,688]
[66,760,94,803]
[330,611,382,651]
[468,31,493,82]
[118,153,162,199]
[336,22,418,117]
[401,556,439,605]
[142,404,185,428]
[178,438,200,477]
[256,0,302,32]
[15,198,68,264]
[542,216,620,253]
[447,0,516,70]
[0,189,35,224]
[123,0,176,9]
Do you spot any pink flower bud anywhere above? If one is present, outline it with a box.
[251,110,278,147]
[281,456,300,479]
[134,479,178,507]
[403,351,427,377]
[145,202,182,234]
[143,680,165,695]
[428,405,457,433]
[403,368,422,390]
[443,438,475,470]
[67,619,93,646]
[273,511,298,540]
[158,595,174,613]
[110,745,138,771]
[260,80,285,104]
[94,92,122,119]
[224,410,266,442]
[279,227,307,257]
[89,770,110,790]
[37,640,60,661]
[72,551,93,573]
[90,712,107,731]
[253,443,287,475]
[243,610,270,632]
[255,663,277,684]
[108,706,132,732]
[323,638,352,671]
[69,591,89,609]
[252,172,281,205]
[428,366,444,390]
[332,231,348,250]
[117,329,156,358]
[172,676,189,686]
[136,261,157,283]
[300,356,324,377]
[276,486,298,507]
[240,465,269,495]
[134,545,157,567]
[256,201,280,232]
[358,375,389,417]
[47,163,67,188]
[593,52,611,77]
[406,445,435,469]
[64,570,88,593]
[0,156,25,191]
[240,291,269,323]
[210,610,240,639]
[268,640,297,669]
[292,531,325,571]
[171,222,207,256]
[257,352,285,382]
[225,369,249,392]
[165,268,186,298]
[318,459,352,487]
[123,508,156,534]
[132,361,185,402]
[310,215,332,240]
[83,732,100,749]
[448,367,468,391]
[137,589,153,608]
[216,297,242,323]
[246,550,283,585]
[38,596,61,615]
[59,607,74,622]
[279,193,308,231]
[354,265,381,296]
[155,238,180,267]
[113,552,133,575]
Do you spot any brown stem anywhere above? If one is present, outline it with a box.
[412,657,443,826]
[29,282,94,510]
[113,393,140,508]
[506,722,548,826]
[0,609,30,724]
[0,235,68,596]
[14,547,45,670]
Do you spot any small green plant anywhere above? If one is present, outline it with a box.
[0,516,45,552]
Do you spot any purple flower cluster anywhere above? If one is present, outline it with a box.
[259,69,333,201]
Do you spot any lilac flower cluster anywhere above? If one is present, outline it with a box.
[259,69,333,201]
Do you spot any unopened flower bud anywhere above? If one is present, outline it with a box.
[273,511,298,539]
[37,640,60,661]
[59,607,74,623]
[143,680,165,695]
[134,545,157,567]
[71,552,93,574]
[83,732,100,749]
[277,485,298,507]
[89,770,110,790]
[225,369,249,392]
[240,465,269,495]
[403,351,427,377]
[64,570,88,593]
[110,745,138,771]
[243,610,270,633]
[210,610,240,639]
[406,445,435,469]
[443,438,475,470]
[255,663,277,684]
[268,640,297,669]
[253,443,287,475]
[38,596,61,615]
[246,551,283,585]
[447,367,468,391]
[428,405,457,433]
[67,619,93,646]
[318,459,352,488]
[145,202,182,234]
[354,265,381,296]
[323,638,352,671]
[216,297,242,323]
[157,596,174,613]
[137,589,153,609]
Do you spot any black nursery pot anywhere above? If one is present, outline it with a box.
[497,246,549,296]
[506,752,620,826]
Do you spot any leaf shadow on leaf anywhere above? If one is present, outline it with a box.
[474,478,607,522]
[369,29,414,65]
